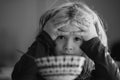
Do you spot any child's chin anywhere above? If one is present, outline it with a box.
[35,55,85,80]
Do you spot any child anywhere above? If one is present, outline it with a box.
[12,1,120,80]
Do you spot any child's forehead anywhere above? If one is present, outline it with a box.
[56,31,82,37]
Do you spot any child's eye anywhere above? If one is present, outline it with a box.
[57,35,65,40]
[74,37,81,41]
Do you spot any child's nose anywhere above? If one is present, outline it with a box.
[63,40,74,52]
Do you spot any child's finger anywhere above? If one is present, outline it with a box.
[78,25,88,31]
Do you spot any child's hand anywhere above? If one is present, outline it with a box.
[79,23,98,41]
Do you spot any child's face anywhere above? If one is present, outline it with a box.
[44,20,84,56]
[44,17,84,55]
[54,31,84,56]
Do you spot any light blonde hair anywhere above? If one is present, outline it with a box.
[39,2,108,47]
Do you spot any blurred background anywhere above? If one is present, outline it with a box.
[0,0,120,80]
